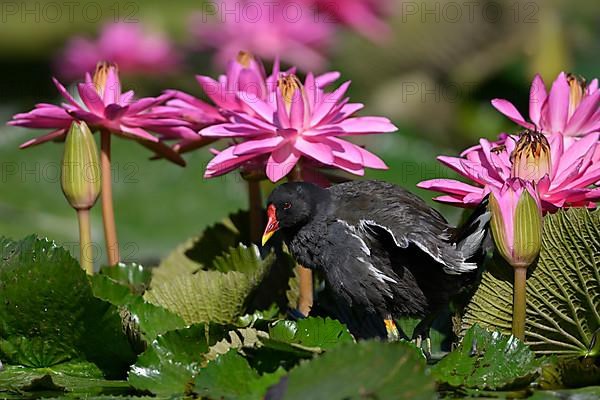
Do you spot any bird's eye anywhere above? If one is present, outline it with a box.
[283,202,292,210]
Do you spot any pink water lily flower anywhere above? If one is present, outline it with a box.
[162,52,340,155]
[9,62,185,165]
[190,0,333,71]
[492,72,600,137]
[202,72,397,182]
[55,22,181,80]
[418,132,600,212]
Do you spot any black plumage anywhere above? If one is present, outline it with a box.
[264,180,490,341]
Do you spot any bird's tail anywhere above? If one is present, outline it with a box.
[448,196,491,265]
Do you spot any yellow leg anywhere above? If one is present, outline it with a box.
[384,318,400,341]
[297,266,313,316]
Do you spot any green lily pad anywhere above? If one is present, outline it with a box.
[0,236,135,377]
[269,317,353,350]
[145,244,274,325]
[539,355,600,389]
[98,263,152,295]
[431,325,542,390]
[462,209,600,358]
[236,304,281,328]
[193,350,285,400]
[151,210,295,313]
[271,340,435,400]
[0,361,132,398]
[151,210,252,287]
[127,324,210,396]
[91,274,185,342]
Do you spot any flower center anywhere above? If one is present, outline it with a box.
[510,130,552,183]
[566,73,586,118]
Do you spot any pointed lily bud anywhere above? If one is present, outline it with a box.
[566,73,586,118]
[61,121,101,210]
[510,130,552,183]
[489,179,543,268]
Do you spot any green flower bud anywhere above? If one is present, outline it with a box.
[61,121,101,210]
[489,179,543,268]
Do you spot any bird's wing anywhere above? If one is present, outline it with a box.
[318,221,399,313]
[329,180,477,275]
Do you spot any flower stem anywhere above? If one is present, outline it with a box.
[287,165,313,316]
[247,179,263,243]
[100,130,120,266]
[77,208,94,275]
[512,266,528,340]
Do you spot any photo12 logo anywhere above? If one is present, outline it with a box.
[1,2,139,23]
[400,1,539,24]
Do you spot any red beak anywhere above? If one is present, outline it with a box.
[262,204,279,246]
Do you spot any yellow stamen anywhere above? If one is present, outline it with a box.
[566,73,586,118]
[92,61,117,97]
[277,74,303,111]
[236,51,254,68]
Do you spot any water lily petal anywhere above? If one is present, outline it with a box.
[311,81,351,126]
[529,74,547,126]
[335,116,397,134]
[564,90,600,136]
[294,137,334,165]
[491,99,533,129]
[77,83,105,115]
[547,72,569,133]
[19,128,67,148]
[233,136,283,156]
[266,143,300,182]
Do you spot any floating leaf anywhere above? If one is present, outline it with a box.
[269,318,353,350]
[539,356,600,389]
[462,209,600,358]
[128,325,210,396]
[152,211,294,313]
[431,325,542,390]
[0,236,135,377]
[268,340,435,400]
[98,263,152,295]
[151,210,251,287]
[236,305,280,328]
[0,361,132,398]
[91,274,185,342]
[145,244,274,325]
[194,350,285,400]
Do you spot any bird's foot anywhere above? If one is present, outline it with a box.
[411,335,432,359]
[287,308,307,320]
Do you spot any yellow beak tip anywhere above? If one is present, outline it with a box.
[261,232,274,247]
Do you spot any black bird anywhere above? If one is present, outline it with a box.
[262,180,490,345]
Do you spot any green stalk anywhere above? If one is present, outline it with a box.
[512,266,527,340]
[77,208,94,275]
[247,179,263,243]
[100,130,120,266]
[287,165,313,317]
